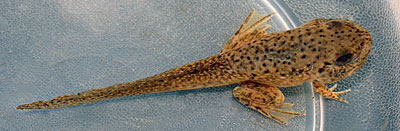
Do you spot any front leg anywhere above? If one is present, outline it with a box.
[232,81,304,125]
[312,82,351,103]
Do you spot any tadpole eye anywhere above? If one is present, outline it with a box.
[336,54,353,65]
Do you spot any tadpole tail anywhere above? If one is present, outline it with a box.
[16,54,242,109]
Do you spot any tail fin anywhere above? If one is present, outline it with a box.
[17,54,241,109]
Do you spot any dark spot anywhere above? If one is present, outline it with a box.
[277,37,281,40]
[274,43,277,46]
[247,43,251,45]
[251,67,255,70]
[300,48,305,52]
[311,39,314,42]
[240,56,244,59]
[277,60,280,63]
[265,48,269,52]
[287,62,291,65]
[331,40,335,42]
[307,32,311,35]
[298,69,304,73]
[270,49,274,51]
[307,64,311,67]
[273,63,277,67]
[318,68,324,73]
[281,41,286,45]
[320,35,325,37]
[291,45,295,48]
[327,27,332,30]
[277,50,281,53]
[264,70,270,73]
[299,34,303,37]
[275,69,279,72]
[239,50,242,53]
[335,32,339,34]
[319,29,323,32]
[324,62,332,65]
[255,57,259,61]
[316,56,320,59]
[251,73,257,77]
[290,36,294,40]
[286,56,291,59]
[262,63,267,67]
[247,56,251,60]
[281,74,286,77]
[192,69,199,74]
[318,41,322,44]
[269,59,273,61]
[253,40,257,43]
[303,42,307,46]
[341,31,344,33]
[312,48,317,52]
[292,68,296,72]
[251,45,255,48]
[264,55,267,58]
[282,61,287,64]
[234,60,240,62]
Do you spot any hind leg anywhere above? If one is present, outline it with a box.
[221,9,275,53]
[233,81,304,125]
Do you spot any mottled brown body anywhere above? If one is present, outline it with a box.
[226,18,370,87]
[17,9,371,125]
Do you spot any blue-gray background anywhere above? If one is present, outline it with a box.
[1,0,399,130]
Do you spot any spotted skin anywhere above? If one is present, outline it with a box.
[17,9,371,125]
